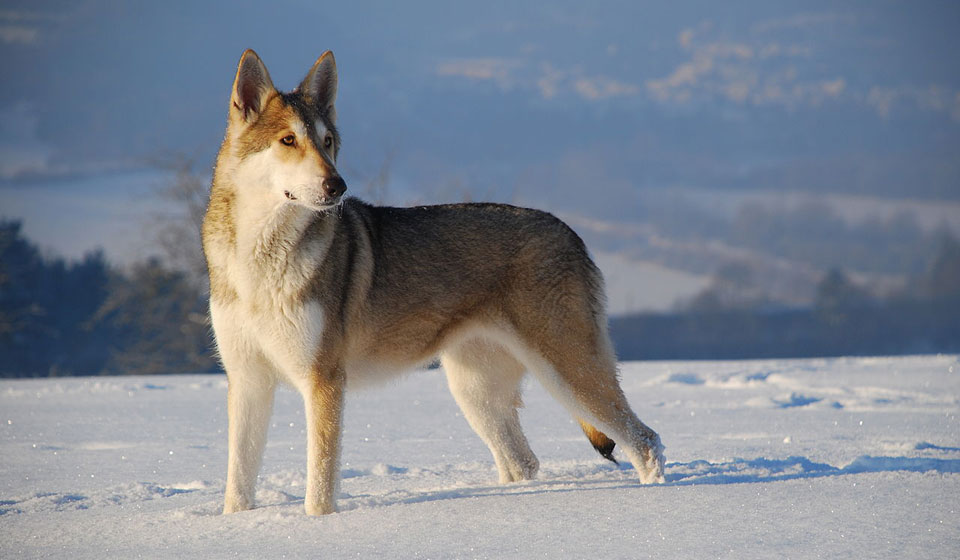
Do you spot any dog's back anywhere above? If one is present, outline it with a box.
[326,199,607,371]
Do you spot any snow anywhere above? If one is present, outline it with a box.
[2,355,958,558]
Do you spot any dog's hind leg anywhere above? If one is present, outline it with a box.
[508,297,666,485]
[532,347,665,484]
[441,339,539,483]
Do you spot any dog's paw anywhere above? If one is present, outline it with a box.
[223,495,254,514]
[305,501,337,516]
[638,439,666,484]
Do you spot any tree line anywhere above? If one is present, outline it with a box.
[611,233,960,360]
[0,220,217,377]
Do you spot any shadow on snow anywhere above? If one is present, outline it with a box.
[664,455,960,486]
[338,453,960,510]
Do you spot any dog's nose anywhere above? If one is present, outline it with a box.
[322,176,346,199]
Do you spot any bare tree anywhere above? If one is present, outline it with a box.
[147,154,209,291]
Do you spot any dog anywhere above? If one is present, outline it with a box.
[202,49,665,515]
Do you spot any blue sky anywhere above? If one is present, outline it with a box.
[3,1,957,187]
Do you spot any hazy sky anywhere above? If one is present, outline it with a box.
[2,1,958,265]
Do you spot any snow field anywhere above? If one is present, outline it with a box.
[2,355,958,558]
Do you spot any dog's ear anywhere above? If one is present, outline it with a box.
[300,50,338,123]
[231,49,275,124]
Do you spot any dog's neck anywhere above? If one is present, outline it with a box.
[235,190,313,264]
[206,176,336,303]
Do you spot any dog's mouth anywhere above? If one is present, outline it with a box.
[313,196,343,211]
[284,189,342,212]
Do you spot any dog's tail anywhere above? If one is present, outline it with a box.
[578,419,618,464]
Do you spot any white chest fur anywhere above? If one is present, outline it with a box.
[209,203,331,387]
[211,294,326,388]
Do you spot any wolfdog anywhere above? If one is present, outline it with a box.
[203,49,665,515]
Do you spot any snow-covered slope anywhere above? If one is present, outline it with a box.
[2,356,958,558]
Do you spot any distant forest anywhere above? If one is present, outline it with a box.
[613,233,960,360]
[1,220,216,377]
[1,217,959,377]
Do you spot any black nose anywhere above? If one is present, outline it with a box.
[322,176,347,199]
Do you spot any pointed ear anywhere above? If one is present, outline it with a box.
[299,50,338,123]
[230,49,275,123]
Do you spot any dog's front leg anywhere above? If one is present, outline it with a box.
[223,373,276,514]
[302,366,346,515]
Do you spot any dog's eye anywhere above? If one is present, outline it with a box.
[323,135,333,149]
[280,135,296,146]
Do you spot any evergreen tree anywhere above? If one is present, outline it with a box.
[93,258,216,375]
[0,221,112,376]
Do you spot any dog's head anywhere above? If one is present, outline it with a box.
[225,49,346,211]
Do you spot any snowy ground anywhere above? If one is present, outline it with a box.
[2,356,958,558]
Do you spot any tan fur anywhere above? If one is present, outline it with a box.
[205,49,665,516]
